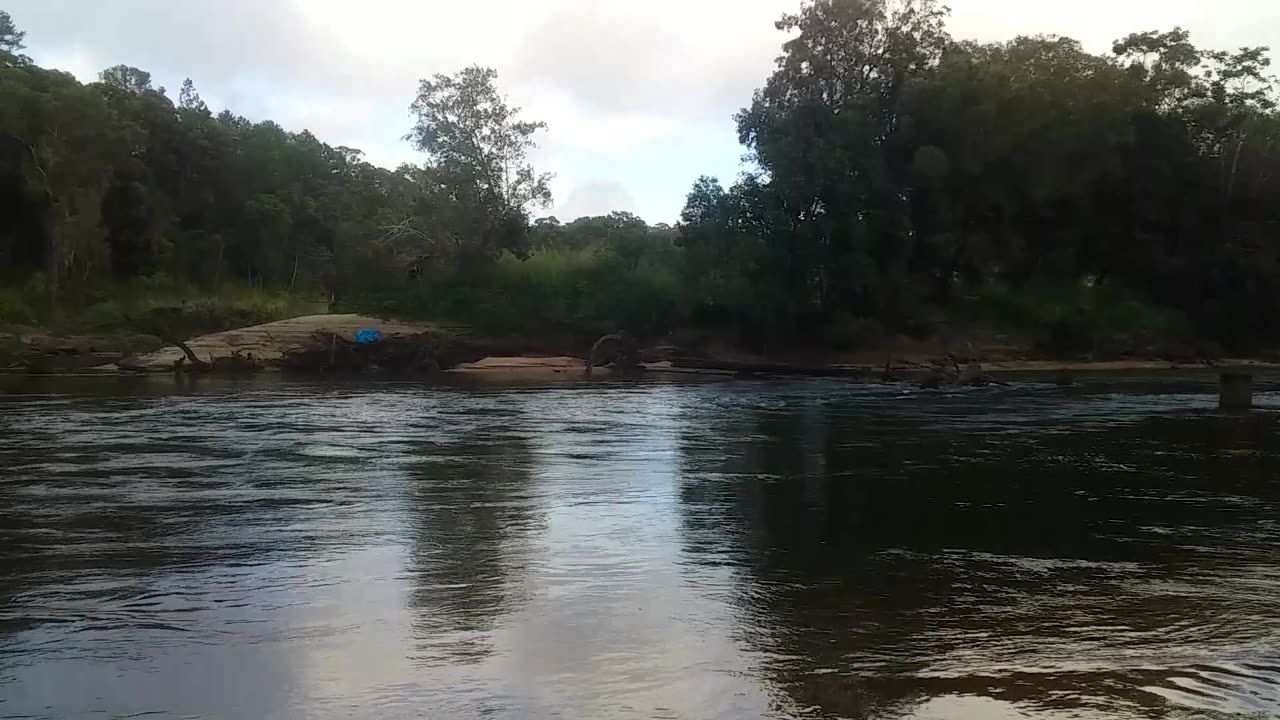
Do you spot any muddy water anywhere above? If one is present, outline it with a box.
[1,375,1278,719]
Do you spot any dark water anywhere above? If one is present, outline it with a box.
[2,374,1280,719]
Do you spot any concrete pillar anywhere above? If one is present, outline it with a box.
[1219,372,1253,412]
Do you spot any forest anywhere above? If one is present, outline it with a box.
[3,0,1280,355]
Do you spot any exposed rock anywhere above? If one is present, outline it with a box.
[956,361,983,385]
[124,314,446,371]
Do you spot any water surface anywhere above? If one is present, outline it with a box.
[2,374,1279,719]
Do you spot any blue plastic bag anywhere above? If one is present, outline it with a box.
[355,329,382,344]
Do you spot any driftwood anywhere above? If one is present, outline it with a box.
[671,356,869,378]
[586,332,644,376]
[917,361,1008,389]
[169,339,209,372]
[586,333,621,376]
[122,312,214,373]
[148,329,264,374]
[666,354,1004,386]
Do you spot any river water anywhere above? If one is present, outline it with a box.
[1,374,1279,719]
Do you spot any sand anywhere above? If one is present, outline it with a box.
[122,314,436,371]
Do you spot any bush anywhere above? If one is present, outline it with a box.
[820,312,883,350]
[0,288,36,325]
[966,280,1192,358]
[351,239,689,341]
[75,301,128,330]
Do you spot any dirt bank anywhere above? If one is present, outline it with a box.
[3,314,581,377]
[6,314,1280,379]
[119,314,440,371]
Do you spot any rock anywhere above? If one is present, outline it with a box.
[956,361,983,386]
[1055,373,1075,387]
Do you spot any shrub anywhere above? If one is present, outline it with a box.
[820,312,883,350]
[0,288,36,325]
[967,280,1192,358]
[75,301,128,330]
[350,240,689,342]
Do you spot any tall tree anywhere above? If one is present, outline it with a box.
[0,9,24,55]
[407,66,552,261]
[99,64,155,94]
[178,78,208,115]
[735,0,951,317]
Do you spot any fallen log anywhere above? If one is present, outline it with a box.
[671,356,871,378]
[587,332,644,377]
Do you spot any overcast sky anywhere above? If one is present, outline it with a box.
[6,1,1278,222]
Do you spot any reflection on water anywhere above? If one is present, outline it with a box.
[1,374,1279,719]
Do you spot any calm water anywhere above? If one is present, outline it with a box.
[2,374,1279,719]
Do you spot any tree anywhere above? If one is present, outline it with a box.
[1113,28,1203,110]
[0,9,25,54]
[733,0,951,318]
[178,78,208,115]
[0,66,132,307]
[6,0,1280,355]
[407,66,552,260]
[99,64,155,94]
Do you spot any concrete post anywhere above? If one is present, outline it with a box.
[1219,372,1253,412]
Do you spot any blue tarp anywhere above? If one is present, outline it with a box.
[355,329,382,344]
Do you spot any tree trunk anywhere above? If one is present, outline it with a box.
[43,210,59,315]
[213,240,224,290]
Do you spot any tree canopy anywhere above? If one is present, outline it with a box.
[4,1,1280,354]
[680,0,1280,351]
[0,25,552,316]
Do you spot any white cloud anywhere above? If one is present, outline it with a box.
[554,181,641,220]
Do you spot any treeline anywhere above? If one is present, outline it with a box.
[4,2,1280,353]
[679,1,1280,351]
[1,11,549,326]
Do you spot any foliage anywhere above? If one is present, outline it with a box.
[0,286,34,324]
[5,2,1280,355]
[349,214,687,341]
[965,281,1192,357]
[0,21,552,324]
[0,9,23,56]
[679,0,1280,351]
[405,65,553,263]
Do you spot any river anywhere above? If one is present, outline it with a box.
[1,374,1278,719]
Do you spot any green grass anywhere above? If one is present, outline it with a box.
[1,273,330,337]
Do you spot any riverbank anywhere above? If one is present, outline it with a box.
[4,314,1279,380]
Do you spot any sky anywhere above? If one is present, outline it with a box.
[5,0,1279,223]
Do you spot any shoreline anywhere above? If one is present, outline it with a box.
[6,314,1280,381]
[6,358,1279,383]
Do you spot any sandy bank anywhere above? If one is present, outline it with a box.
[8,313,1280,379]
[120,314,438,371]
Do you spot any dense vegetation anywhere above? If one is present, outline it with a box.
[3,1,1280,354]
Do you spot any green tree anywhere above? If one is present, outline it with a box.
[0,9,25,56]
[178,78,208,115]
[0,62,134,307]
[99,64,155,94]
[407,65,552,261]
[734,0,951,319]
